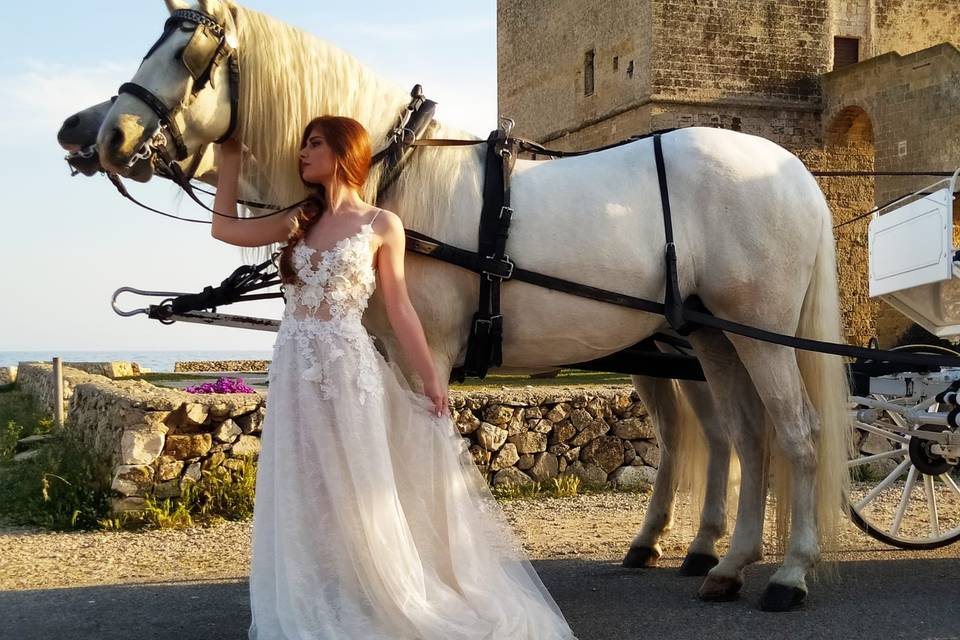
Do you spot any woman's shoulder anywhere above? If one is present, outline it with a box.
[370,207,401,233]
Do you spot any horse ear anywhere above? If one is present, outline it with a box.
[198,0,228,19]
[164,0,191,12]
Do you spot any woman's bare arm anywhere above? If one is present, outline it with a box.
[210,141,296,247]
[375,210,446,413]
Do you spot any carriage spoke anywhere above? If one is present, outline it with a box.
[890,466,918,537]
[941,473,960,499]
[854,421,909,445]
[847,448,907,468]
[884,409,910,431]
[923,473,940,538]
[854,458,913,510]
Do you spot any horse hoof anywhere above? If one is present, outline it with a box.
[697,575,743,602]
[622,546,660,568]
[759,583,806,612]
[679,552,719,576]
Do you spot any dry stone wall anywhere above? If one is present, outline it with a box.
[14,365,663,516]
[15,363,265,514]
[174,360,270,372]
[450,386,660,491]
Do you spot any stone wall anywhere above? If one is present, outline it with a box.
[875,0,960,57]
[0,366,16,386]
[14,365,663,515]
[651,0,830,104]
[175,360,270,372]
[822,43,960,344]
[451,386,659,491]
[498,0,653,143]
[823,44,960,205]
[15,363,265,515]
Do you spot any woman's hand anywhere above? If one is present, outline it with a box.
[422,377,449,418]
[213,137,244,165]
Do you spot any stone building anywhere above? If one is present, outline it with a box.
[498,0,960,346]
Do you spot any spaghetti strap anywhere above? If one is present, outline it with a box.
[370,208,382,225]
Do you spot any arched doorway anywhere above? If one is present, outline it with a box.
[820,105,881,347]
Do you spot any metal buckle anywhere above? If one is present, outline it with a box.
[484,253,514,281]
[473,314,503,330]
[499,205,513,221]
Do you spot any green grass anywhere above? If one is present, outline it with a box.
[114,372,234,383]
[100,455,258,531]
[116,368,632,391]
[0,388,55,463]
[452,369,632,390]
[0,388,116,530]
[488,473,652,501]
[0,386,260,532]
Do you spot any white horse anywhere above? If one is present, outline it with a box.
[93,0,850,610]
[61,87,736,573]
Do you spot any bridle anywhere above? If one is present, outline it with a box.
[79,8,493,227]
[117,8,239,176]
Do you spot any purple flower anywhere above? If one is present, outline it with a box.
[184,376,256,394]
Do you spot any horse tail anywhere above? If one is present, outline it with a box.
[669,380,740,536]
[672,380,709,527]
[789,188,853,557]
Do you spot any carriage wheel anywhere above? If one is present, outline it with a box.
[848,344,960,550]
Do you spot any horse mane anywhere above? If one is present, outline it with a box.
[231,4,484,264]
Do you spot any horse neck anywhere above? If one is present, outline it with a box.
[384,124,487,244]
[234,6,406,199]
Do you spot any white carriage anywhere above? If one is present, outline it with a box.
[850,168,960,548]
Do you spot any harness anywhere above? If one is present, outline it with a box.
[102,9,960,378]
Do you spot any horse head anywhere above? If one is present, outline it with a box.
[59,98,151,181]
[97,0,238,178]
[60,96,216,184]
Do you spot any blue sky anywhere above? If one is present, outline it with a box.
[0,1,495,351]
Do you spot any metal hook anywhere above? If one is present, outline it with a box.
[111,285,191,317]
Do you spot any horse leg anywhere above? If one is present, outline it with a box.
[724,337,821,611]
[622,375,684,568]
[676,378,732,576]
[686,330,768,602]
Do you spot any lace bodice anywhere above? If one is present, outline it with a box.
[284,219,379,323]
[272,211,383,405]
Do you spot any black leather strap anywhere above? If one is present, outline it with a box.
[654,133,694,334]
[117,81,189,160]
[455,128,519,381]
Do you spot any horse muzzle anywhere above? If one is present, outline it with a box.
[96,112,155,175]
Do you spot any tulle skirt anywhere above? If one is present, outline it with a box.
[248,320,579,639]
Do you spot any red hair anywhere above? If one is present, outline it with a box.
[277,116,372,284]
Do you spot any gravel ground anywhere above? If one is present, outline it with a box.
[2,487,949,592]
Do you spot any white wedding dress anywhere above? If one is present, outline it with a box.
[248,209,579,640]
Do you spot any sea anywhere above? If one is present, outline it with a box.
[0,350,274,373]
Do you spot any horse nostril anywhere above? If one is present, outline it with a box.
[63,114,80,129]
[108,127,126,151]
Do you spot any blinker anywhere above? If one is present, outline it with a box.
[182,24,222,86]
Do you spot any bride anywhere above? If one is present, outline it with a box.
[211,114,579,639]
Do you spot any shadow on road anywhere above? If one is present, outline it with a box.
[2,556,958,640]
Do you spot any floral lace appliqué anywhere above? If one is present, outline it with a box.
[274,224,383,406]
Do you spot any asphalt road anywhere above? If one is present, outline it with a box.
[3,547,959,640]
